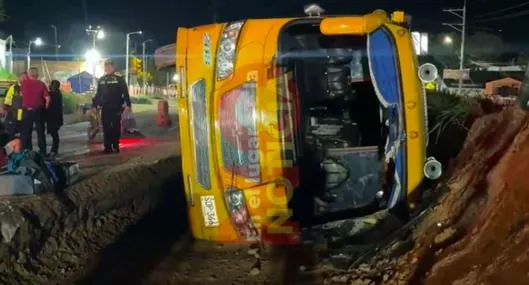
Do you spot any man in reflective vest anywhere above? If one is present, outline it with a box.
[3,72,28,139]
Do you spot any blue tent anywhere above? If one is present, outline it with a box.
[67,71,94,93]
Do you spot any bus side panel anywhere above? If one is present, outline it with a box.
[385,24,426,197]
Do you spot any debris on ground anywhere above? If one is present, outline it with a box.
[322,107,529,284]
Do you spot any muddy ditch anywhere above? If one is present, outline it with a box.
[0,155,184,285]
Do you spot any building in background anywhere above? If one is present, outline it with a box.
[12,59,104,92]
[484,77,522,97]
[412,31,428,56]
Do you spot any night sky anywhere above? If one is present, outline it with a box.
[2,0,529,61]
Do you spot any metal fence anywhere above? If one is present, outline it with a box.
[128,84,177,98]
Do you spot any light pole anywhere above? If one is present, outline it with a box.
[51,25,58,60]
[125,31,143,86]
[142,39,153,95]
[442,0,467,94]
[6,35,14,73]
[27,37,43,70]
[86,25,105,89]
[86,25,105,49]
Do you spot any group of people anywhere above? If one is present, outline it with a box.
[1,59,132,158]
[1,67,63,157]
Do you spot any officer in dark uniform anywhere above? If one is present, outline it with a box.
[93,59,132,154]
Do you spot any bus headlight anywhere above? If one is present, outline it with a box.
[216,21,244,81]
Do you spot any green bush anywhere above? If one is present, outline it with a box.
[130,96,152,105]
[62,92,80,114]
[427,91,476,143]
[426,91,478,167]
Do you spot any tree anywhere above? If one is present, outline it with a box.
[465,32,505,62]
[136,70,153,87]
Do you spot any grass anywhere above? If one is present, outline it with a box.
[427,91,477,144]
[130,96,152,105]
[62,92,80,114]
[426,91,480,167]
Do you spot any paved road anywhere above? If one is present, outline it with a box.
[26,104,180,179]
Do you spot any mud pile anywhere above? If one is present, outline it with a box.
[402,107,529,284]
[324,107,529,284]
[0,155,181,285]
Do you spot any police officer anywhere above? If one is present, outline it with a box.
[94,60,131,154]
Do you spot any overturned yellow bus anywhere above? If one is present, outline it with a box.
[173,9,440,243]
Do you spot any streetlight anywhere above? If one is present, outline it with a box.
[142,39,153,95]
[86,25,105,49]
[51,25,58,60]
[6,35,13,73]
[97,30,105,40]
[443,35,453,45]
[85,49,101,90]
[85,49,102,64]
[86,26,105,89]
[125,30,143,86]
[27,37,43,70]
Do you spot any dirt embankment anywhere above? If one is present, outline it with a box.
[0,155,181,285]
[324,107,529,284]
[403,107,529,284]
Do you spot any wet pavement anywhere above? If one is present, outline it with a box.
[28,107,180,178]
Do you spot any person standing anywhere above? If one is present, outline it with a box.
[2,72,28,139]
[45,80,64,157]
[20,67,50,154]
[93,60,131,154]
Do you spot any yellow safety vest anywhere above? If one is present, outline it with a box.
[4,84,23,121]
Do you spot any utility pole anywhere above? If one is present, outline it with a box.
[27,38,43,70]
[142,39,153,95]
[51,25,58,60]
[6,35,13,73]
[442,0,467,94]
[125,31,142,86]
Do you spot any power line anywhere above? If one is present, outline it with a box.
[472,0,529,19]
[474,8,529,23]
